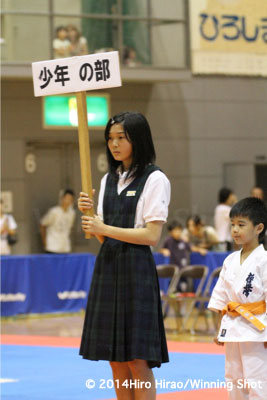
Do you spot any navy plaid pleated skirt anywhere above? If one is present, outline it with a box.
[79,239,169,368]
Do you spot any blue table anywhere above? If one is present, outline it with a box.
[0,251,230,316]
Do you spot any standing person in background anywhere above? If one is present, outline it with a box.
[251,186,266,248]
[66,25,88,56]
[78,112,170,400]
[250,186,264,201]
[214,187,237,251]
[40,189,75,254]
[0,199,17,255]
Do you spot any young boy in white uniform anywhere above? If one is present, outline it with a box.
[208,197,267,399]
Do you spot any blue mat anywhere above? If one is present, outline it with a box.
[1,345,225,400]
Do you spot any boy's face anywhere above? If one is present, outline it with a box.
[61,194,74,209]
[231,216,263,246]
[170,227,182,240]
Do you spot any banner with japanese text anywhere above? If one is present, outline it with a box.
[189,0,267,76]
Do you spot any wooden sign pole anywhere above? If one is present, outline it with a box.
[76,91,94,239]
[32,51,122,241]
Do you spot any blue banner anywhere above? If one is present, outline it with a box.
[1,251,229,316]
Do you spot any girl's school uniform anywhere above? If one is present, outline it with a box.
[80,165,170,368]
[208,244,267,399]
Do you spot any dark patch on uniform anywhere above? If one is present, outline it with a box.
[220,329,227,337]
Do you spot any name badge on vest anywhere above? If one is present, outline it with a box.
[126,190,136,197]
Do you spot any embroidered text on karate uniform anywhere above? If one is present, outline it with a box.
[243,273,255,297]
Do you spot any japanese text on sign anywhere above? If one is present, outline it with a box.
[189,0,267,77]
[32,51,121,97]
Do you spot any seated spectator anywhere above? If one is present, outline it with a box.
[250,186,264,201]
[53,26,71,59]
[160,220,191,292]
[160,220,190,269]
[67,25,88,56]
[0,199,17,255]
[214,187,237,251]
[182,215,219,255]
[122,46,140,67]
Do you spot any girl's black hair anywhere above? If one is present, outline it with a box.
[104,111,156,180]
[186,215,203,227]
[218,187,233,204]
[229,197,267,242]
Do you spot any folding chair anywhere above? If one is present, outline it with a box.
[163,265,208,332]
[190,266,223,333]
[156,264,180,318]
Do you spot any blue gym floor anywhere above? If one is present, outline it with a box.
[1,342,226,400]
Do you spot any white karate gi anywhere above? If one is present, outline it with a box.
[208,244,267,399]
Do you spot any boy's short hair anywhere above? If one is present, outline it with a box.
[218,187,233,204]
[63,189,75,197]
[167,220,183,231]
[229,197,267,242]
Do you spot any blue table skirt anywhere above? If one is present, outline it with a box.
[0,251,230,316]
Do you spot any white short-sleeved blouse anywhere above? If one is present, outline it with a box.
[97,170,171,228]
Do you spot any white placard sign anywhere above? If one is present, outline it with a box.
[32,51,121,97]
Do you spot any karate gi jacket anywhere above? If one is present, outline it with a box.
[208,244,267,342]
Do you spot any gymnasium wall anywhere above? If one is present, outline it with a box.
[1,76,267,254]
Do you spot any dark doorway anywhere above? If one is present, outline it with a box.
[255,164,267,201]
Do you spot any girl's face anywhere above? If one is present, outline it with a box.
[188,220,203,236]
[68,28,78,42]
[108,123,133,169]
